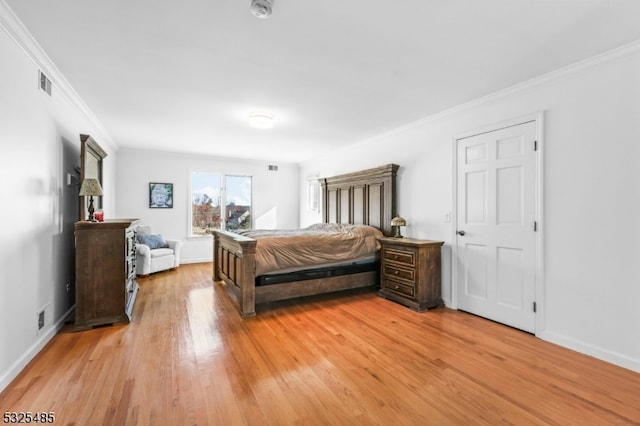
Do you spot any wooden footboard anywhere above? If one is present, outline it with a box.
[213,230,257,317]
[213,230,379,317]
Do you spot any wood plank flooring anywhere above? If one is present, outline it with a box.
[1,263,639,425]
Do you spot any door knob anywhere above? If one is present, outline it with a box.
[456,230,466,236]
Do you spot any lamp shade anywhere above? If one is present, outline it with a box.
[391,216,407,227]
[79,178,103,196]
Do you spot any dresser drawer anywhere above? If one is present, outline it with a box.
[383,247,416,267]
[383,264,415,282]
[383,279,415,298]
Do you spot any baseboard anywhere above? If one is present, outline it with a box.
[0,306,74,392]
[181,259,213,265]
[538,330,640,374]
[444,306,640,374]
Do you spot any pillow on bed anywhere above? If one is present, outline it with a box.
[137,233,169,249]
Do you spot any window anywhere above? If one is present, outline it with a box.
[225,175,252,231]
[190,172,252,236]
[307,179,320,212]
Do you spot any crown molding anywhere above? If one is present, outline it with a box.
[0,0,117,151]
[354,38,640,149]
[432,38,640,122]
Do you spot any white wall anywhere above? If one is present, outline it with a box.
[115,149,299,263]
[0,2,118,391]
[300,43,640,373]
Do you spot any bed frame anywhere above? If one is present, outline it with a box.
[213,163,399,316]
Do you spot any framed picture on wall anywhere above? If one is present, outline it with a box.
[149,182,173,208]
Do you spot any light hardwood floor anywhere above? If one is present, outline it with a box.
[1,263,639,425]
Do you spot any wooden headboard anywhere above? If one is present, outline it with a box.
[320,164,399,237]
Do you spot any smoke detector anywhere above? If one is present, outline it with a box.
[250,0,273,19]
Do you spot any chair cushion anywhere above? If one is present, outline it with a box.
[137,233,169,249]
[150,248,174,257]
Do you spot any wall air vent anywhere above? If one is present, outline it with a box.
[268,165,279,171]
[39,70,52,96]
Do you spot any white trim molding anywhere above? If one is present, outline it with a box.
[451,112,545,336]
[539,330,640,374]
[0,307,74,392]
[0,0,117,152]
[336,39,640,157]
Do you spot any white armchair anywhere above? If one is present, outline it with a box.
[135,226,183,276]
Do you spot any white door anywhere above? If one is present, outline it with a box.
[456,120,538,333]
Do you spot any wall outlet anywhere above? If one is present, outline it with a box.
[37,302,50,334]
[38,310,45,330]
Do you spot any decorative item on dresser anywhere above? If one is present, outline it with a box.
[74,219,140,330]
[377,236,444,311]
[78,178,103,222]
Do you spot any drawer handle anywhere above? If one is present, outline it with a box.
[394,285,399,290]
[393,255,399,260]
[394,270,399,275]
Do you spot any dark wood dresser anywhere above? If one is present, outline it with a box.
[377,237,444,311]
[74,219,139,330]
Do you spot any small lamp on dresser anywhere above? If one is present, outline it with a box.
[391,216,407,238]
[79,178,103,222]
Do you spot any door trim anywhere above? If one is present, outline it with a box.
[451,112,545,336]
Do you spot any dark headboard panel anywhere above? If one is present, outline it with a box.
[320,164,399,237]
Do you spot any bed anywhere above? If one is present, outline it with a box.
[213,163,399,316]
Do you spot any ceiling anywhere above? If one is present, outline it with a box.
[7,0,640,163]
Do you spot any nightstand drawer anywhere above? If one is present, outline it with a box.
[383,247,416,267]
[383,264,415,282]
[384,279,415,297]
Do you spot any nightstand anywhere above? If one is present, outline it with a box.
[377,237,444,311]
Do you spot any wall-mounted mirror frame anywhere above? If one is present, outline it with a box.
[79,134,107,221]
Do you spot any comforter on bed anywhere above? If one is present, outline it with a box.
[236,223,383,276]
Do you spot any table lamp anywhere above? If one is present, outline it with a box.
[391,216,407,238]
[79,178,103,222]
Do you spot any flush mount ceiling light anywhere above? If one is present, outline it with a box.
[249,112,274,129]
[250,0,274,19]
